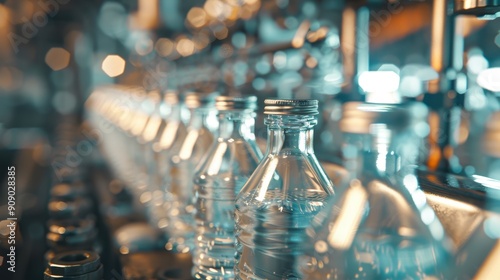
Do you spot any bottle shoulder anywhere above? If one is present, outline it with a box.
[307,175,451,248]
[193,138,263,181]
[235,153,335,207]
[170,126,215,163]
[156,120,187,151]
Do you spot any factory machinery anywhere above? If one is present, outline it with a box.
[0,0,500,279]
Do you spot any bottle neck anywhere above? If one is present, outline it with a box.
[167,104,182,122]
[217,111,256,140]
[345,127,419,178]
[188,107,217,130]
[265,115,317,154]
[158,101,172,119]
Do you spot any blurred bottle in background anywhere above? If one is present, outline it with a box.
[192,96,262,279]
[163,90,219,253]
[146,91,189,229]
[301,102,454,279]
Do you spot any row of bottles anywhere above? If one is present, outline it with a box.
[86,86,491,279]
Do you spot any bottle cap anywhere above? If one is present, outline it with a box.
[163,89,179,105]
[184,91,219,109]
[264,99,319,115]
[215,96,258,111]
[45,251,103,279]
[147,90,161,102]
[339,102,428,134]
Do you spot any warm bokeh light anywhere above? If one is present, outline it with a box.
[45,48,71,71]
[102,55,126,77]
[204,0,225,18]
[135,38,154,56]
[291,21,310,48]
[155,38,175,57]
[176,38,195,57]
[213,26,228,40]
[0,4,9,28]
[0,67,22,91]
[185,0,260,34]
[0,4,10,59]
[130,0,159,30]
[219,43,234,58]
[192,33,211,50]
[341,7,356,85]
[226,5,240,21]
[305,57,318,68]
[187,7,207,28]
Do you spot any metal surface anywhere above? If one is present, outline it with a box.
[48,251,101,276]
[51,183,88,201]
[1,0,500,278]
[454,0,500,17]
[215,96,258,111]
[340,6,370,98]
[320,160,500,248]
[184,91,220,109]
[48,197,93,220]
[44,250,103,280]
[263,99,319,115]
[121,251,194,280]
[46,218,97,251]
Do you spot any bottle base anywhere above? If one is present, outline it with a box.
[164,236,194,253]
[192,266,235,280]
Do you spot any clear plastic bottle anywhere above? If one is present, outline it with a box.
[234,99,335,280]
[116,88,151,194]
[138,90,163,199]
[143,91,188,227]
[192,96,263,279]
[453,174,500,279]
[129,90,158,199]
[301,102,454,280]
[164,90,219,253]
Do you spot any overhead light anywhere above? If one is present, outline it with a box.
[45,48,71,71]
[477,67,500,92]
[101,55,126,78]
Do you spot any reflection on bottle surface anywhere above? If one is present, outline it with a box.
[192,96,262,279]
[194,176,253,279]
[236,190,331,280]
[301,181,452,280]
[163,91,218,253]
[301,102,453,280]
[235,99,335,280]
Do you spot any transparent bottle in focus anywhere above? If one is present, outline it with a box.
[192,96,263,279]
[164,90,219,253]
[234,99,335,280]
[301,102,454,280]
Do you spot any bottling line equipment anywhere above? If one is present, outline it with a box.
[0,0,500,279]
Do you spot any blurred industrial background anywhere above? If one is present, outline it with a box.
[0,0,500,279]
